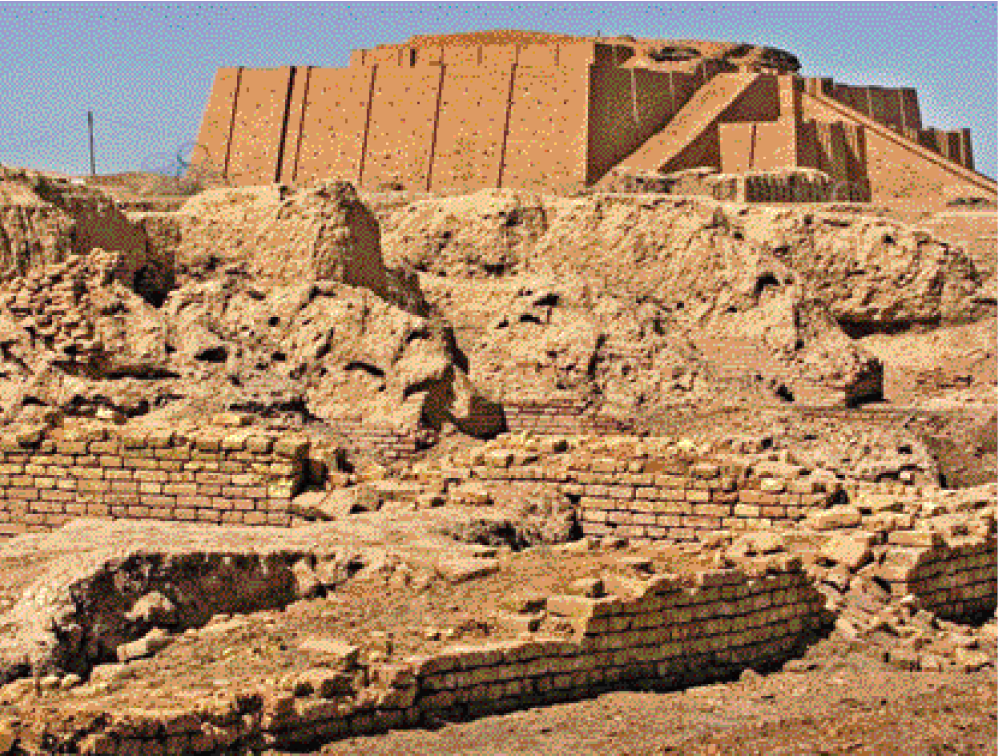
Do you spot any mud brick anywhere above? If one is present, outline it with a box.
[162,483,197,496]
[685,488,711,503]
[734,503,762,518]
[55,441,88,455]
[196,509,222,523]
[229,497,256,511]
[148,506,173,520]
[145,430,175,448]
[241,510,268,525]
[110,480,140,494]
[176,495,213,509]
[132,469,168,482]
[653,514,682,527]
[32,499,63,514]
[88,441,118,454]
[156,460,185,472]
[197,484,223,497]
[266,511,293,526]
[127,505,152,518]
[241,486,269,499]
[695,503,732,517]
[196,472,232,485]
[245,435,274,453]
[274,437,309,458]
[63,501,88,516]
[138,482,163,495]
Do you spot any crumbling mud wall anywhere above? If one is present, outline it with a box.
[7,559,826,754]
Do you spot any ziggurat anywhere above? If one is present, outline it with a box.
[194,30,995,210]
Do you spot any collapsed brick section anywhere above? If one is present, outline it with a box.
[410,563,821,721]
[0,423,309,536]
[30,561,824,754]
[468,445,837,541]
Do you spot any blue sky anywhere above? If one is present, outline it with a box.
[2,2,995,179]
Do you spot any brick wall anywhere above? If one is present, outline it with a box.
[0,424,309,536]
[65,560,825,753]
[468,445,837,540]
[410,562,822,720]
[503,399,635,436]
[877,534,996,621]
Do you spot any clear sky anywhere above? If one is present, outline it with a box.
[2,2,995,179]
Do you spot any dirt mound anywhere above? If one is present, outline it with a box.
[380,189,551,278]
[0,182,503,440]
[0,168,147,282]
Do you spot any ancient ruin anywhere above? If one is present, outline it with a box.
[0,27,995,756]
[194,31,995,210]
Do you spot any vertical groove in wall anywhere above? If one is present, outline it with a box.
[222,67,243,180]
[357,64,378,187]
[748,122,757,170]
[497,60,519,189]
[290,66,312,183]
[425,64,447,191]
[273,67,297,184]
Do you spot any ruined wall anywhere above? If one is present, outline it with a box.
[469,445,838,540]
[61,562,824,753]
[0,424,308,536]
[877,534,996,621]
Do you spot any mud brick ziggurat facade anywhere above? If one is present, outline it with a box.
[193,30,996,209]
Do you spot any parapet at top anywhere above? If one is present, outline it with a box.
[354,29,802,74]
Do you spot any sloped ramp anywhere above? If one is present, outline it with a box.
[617,73,760,174]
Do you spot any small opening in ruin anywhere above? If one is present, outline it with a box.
[272,351,287,362]
[133,265,168,308]
[268,316,281,327]
[775,384,795,402]
[195,346,228,363]
[753,273,780,298]
[345,361,385,378]
[503,209,522,228]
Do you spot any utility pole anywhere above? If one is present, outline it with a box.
[87,111,96,176]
